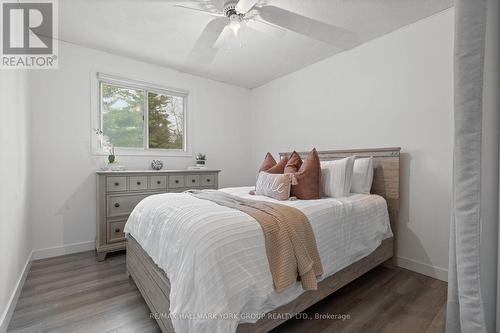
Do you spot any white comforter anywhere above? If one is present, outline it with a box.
[124,186,392,333]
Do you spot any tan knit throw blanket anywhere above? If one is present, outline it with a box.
[188,190,323,293]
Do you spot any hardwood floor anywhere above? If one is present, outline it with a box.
[8,251,447,333]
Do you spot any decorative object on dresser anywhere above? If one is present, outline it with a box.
[195,153,207,167]
[151,159,164,170]
[95,169,221,261]
[93,128,126,171]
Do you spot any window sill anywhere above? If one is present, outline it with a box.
[92,149,193,158]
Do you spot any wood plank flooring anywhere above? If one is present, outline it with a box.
[8,251,447,333]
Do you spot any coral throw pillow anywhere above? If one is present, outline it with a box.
[258,153,288,174]
[284,151,303,173]
[288,148,321,200]
[259,152,277,172]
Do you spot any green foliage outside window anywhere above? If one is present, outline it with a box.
[148,92,184,149]
[101,82,185,150]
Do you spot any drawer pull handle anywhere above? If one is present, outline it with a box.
[137,181,141,185]
[157,181,161,185]
[206,179,211,182]
[175,180,179,184]
[114,182,119,186]
[192,179,196,183]
[115,228,121,233]
[114,203,120,208]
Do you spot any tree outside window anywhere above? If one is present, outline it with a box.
[100,82,186,151]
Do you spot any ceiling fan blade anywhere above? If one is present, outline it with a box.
[257,6,358,50]
[183,17,227,68]
[246,19,286,38]
[213,25,234,49]
[121,0,193,2]
[235,0,258,14]
[174,5,224,17]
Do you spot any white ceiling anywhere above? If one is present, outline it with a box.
[59,0,453,88]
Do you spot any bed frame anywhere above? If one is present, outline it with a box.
[126,147,401,333]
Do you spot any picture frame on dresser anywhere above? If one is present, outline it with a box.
[95,169,221,261]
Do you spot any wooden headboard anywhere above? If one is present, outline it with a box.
[279,147,401,231]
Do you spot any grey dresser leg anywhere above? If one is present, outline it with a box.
[96,251,107,261]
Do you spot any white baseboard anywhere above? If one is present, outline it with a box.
[0,252,32,333]
[32,241,95,260]
[395,255,448,282]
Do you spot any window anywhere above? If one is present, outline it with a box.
[101,83,144,148]
[96,74,187,153]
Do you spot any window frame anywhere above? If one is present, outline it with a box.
[91,72,191,157]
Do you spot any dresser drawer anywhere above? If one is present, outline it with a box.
[106,177,127,192]
[201,174,216,186]
[185,175,200,188]
[107,194,148,217]
[169,175,185,188]
[129,176,148,191]
[107,220,126,243]
[150,176,167,190]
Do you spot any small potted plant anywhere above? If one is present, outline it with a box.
[94,129,123,170]
[107,147,116,164]
[195,153,206,167]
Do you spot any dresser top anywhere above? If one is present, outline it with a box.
[96,169,221,175]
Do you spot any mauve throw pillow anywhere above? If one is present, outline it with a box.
[284,151,303,173]
[259,153,288,174]
[259,152,277,172]
[289,148,321,200]
[267,156,288,174]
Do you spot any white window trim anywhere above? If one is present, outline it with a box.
[90,71,192,157]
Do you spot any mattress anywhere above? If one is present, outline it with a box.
[124,186,392,333]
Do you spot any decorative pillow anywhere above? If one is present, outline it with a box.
[284,151,303,174]
[259,152,277,172]
[351,157,374,194]
[289,148,321,200]
[267,156,288,174]
[320,156,356,198]
[258,153,288,174]
[255,172,295,201]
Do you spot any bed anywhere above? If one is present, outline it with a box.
[125,147,400,333]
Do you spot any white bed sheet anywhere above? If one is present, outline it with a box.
[124,186,392,333]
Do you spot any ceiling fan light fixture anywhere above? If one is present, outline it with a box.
[229,14,243,36]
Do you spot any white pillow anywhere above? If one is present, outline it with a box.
[351,157,374,194]
[320,156,356,198]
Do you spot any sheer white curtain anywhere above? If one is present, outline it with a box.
[446,0,499,332]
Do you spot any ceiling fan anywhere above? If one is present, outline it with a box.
[177,0,359,68]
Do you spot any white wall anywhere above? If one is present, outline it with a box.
[29,41,254,257]
[0,70,32,330]
[250,9,454,280]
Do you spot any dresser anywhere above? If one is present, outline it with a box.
[96,169,221,261]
